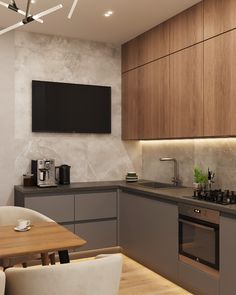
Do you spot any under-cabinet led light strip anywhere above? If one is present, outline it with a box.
[0,4,63,36]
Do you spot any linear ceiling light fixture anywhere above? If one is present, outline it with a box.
[68,0,78,19]
[0,0,63,36]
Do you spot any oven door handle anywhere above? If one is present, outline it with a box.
[179,218,215,232]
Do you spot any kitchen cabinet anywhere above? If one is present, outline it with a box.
[204,0,236,40]
[122,37,140,73]
[204,30,236,136]
[15,188,118,251]
[122,22,169,73]
[119,191,178,282]
[75,220,117,251]
[139,57,170,139]
[178,260,219,295]
[169,2,203,53]
[169,43,204,138]
[122,69,140,140]
[24,194,74,223]
[138,21,169,66]
[219,214,236,295]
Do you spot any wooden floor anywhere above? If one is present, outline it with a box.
[73,254,192,295]
[119,255,192,295]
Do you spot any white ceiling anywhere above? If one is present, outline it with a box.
[0,0,201,44]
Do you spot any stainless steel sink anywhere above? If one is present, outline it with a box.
[137,181,176,189]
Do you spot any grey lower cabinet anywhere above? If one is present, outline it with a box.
[119,191,178,282]
[74,191,118,251]
[219,213,236,295]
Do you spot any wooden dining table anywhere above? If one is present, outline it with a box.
[0,222,86,266]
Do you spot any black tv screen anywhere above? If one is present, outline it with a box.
[32,80,111,133]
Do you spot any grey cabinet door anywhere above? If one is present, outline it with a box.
[220,214,236,295]
[75,220,117,251]
[119,191,178,282]
[178,260,219,295]
[25,194,74,223]
[75,191,117,221]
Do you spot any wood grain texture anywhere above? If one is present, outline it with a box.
[122,37,139,73]
[204,30,236,136]
[138,21,169,65]
[169,2,203,53]
[122,69,140,139]
[0,222,86,259]
[169,44,204,138]
[204,0,236,39]
[139,57,170,139]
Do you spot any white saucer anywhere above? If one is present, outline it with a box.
[14,226,31,232]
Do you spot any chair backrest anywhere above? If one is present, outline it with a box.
[0,271,5,295]
[0,206,53,226]
[5,254,122,295]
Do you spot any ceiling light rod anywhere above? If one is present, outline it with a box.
[25,0,31,18]
[0,4,63,36]
[0,0,43,23]
[68,0,78,19]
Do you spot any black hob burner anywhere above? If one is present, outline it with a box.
[193,189,236,205]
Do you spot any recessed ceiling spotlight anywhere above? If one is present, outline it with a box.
[104,10,113,17]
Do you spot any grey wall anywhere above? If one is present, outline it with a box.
[0,32,15,205]
[0,31,142,205]
[142,138,236,190]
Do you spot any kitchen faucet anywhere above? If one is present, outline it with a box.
[160,157,180,186]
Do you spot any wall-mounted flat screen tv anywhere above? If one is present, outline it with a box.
[32,80,111,133]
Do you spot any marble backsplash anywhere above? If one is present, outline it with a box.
[142,138,236,191]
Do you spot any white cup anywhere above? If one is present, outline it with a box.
[17,219,31,230]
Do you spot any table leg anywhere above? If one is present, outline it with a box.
[41,253,50,266]
[58,250,70,264]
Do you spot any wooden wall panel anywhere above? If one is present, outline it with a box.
[122,37,140,73]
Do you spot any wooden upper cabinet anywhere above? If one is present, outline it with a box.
[122,22,169,72]
[169,2,203,53]
[204,30,236,136]
[138,21,169,66]
[122,37,139,73]
[169,44,204,138]
[204,0,236,40]
[139,57,170,139]
[122,69,140,140]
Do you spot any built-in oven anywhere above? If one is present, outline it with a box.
[179,204,219,270]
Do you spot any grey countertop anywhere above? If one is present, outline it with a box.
[15,180,236,217]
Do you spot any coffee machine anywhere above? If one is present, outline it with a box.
[31,159,57,187]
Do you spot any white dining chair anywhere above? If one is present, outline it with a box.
[0,206,55,268]
[0,271,5,295]
[5,253,122,295]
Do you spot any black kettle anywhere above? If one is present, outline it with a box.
[56,164,71,185]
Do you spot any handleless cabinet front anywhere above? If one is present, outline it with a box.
[25,194,74,223]
[75,191,117,221]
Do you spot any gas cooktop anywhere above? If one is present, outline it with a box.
[192,189,236,205]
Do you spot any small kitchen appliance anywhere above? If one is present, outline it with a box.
[55,164,71,185]
[31,159,57,187]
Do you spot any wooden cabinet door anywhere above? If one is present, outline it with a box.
[122,37,139,73]
[119,191,178,282]
[169,2,203,53]
[139,57,169,139]
[204,30,236,136]
[139,21,169,65]
[122,69,140,139]
[169,44,204,138]
[204,0,236,40]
